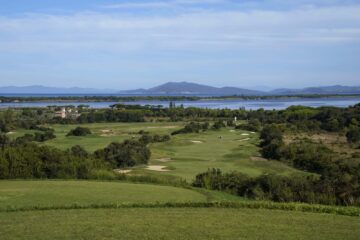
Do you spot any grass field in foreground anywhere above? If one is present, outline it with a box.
[0,180,214,210]
[1,208,359,240]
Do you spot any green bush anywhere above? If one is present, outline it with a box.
[67,127,92,137]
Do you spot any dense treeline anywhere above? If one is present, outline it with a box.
[0,135,150,179]
[138,133,171,144]
[193,169,360,206]
[0,142,98,179]
[1,104,359,134]
[171,122,209,135]
[94,140,150,168]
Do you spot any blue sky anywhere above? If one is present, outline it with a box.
[0,0,359,90]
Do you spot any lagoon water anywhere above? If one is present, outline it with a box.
[1,97,360,110]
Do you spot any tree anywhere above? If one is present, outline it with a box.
[346,125,360,143]
[94,140,150,167]
[67,127,92,136]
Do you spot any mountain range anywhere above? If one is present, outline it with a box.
[1,82,360,96]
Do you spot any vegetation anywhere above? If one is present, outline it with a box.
[171,122,209,135]
[0,102,359,238]
[66,126,92,136]
[94,140,150,168]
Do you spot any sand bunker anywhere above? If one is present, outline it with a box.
[241,133,250,136]
[251,157,267,162]
[156,158,172,162]
[114,169,132,174]
[146,165,170,172]
[6,132,15,135]
[229,130,236,132]
[100,129,115,137]
[238,138,250,142]
[190,140,203,143]
[250,132,256,134]
[147,126,177,129]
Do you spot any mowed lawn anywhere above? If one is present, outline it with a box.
[142,129,301,180]
[0,180,208,210]
[10,122,302,181]
[39,122,185,152]
[1,208,359,240]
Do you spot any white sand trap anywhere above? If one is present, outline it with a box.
[114,169,132,174]
[251,157,267,162]
[241,133,250,136]
[238,138,250,142]
[190,140,203,143]
[250,132,256,134]
[230,130,235,132]
[6,132,15,135]
[156,158,172,162]
[147,126,177,129]
[146,165,169,172]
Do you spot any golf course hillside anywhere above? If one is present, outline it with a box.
[10,122,302,181]
[1,104,359,239]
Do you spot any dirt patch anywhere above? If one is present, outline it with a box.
[156,158,172,162]
[114,169,132,174]
[147,126,177,129]
[238,138,250,142]
[100,129,115,137]
[241,133,250,136]
[190,140,203,143]
[251,156,267,162]
[146,165,170,172]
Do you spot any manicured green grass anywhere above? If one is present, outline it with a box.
[0,180,208,210]
[12,122,303,180]
[0,208,358,240]
[139,128,301,180]
[41,122,184,152]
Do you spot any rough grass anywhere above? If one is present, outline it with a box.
[284,132,360,157]
[0,208,359,240]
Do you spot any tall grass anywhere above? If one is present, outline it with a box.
[3,201,359,217]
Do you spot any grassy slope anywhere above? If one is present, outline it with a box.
[0,180,209,210]
[1,208,359,240]
[142,128,301,180]
[11,122,303,181]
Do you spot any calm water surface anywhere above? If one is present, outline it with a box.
[1,97,360,110]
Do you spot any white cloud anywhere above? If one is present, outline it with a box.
[102,0,228,9]
[0,4,359,53]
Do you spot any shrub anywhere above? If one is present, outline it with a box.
[67,127,92,136]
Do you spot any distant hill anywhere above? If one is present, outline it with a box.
[118,82,265,96]
[271,85,360,95]
[1,83,360,96]
[0,85,116,94]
